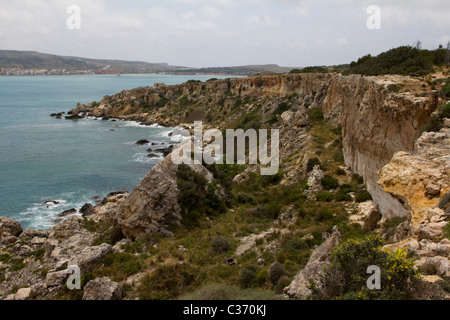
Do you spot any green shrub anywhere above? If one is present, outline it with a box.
[137,231,162,247]
[306,157,321,173]
[352,173,364,185]
[312,236,421,300]
[274,276,291,294]
[317,209,334,222]
[283,238,309,251]
[30,248,46,262]
[336,168,346,176]
[308,107,325,124]
[273,102,291,116]
[424,102,450,132]
[239,265,260,288]
[255,269,269,286]
[211,236,231,254]
[245,206,280,220]
[438,192,450,210]
[236,193,255,204]
[348,46,444,76]
[260,170,283,186]
[268,262,286,286]
[176,164,227,227]
[277,238,311,266]
[9,258,26,271]
[100,253,142,281]
[443,223,450,240]
[0,253,11,263]
[441,78,450,97]
[321,175,340,190]
[317,191,334,202]
[334,189,352,202]
[355,190,373,203]
[290,66,328,74]
[267,115,278,125]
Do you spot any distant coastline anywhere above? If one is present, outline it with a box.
[0,70,251,77]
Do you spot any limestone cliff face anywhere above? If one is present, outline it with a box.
[378,126,450,226]
[323,75,438,219]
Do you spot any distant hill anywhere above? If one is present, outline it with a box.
[0,50,186,74]
[0,51,298,76]
[173,64,296,76]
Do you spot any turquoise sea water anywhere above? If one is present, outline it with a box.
[0,74,229,230]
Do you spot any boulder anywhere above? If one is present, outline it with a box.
[65,113,84,120]
[162,145,174,157]
[393,221,413,243]
[14,288,32,301]
[285,227,341,299]
[426,183,441,198]
[58,208,77,217]
[0,217,23,241]
[306,165,325,192]
[363,207,381,230]
[135,139,150,145]
[116,148,217,239]
[416,222,447,242]
[48,215,84,239]
[45,270,69,287]
[79,203,94,217]
[70,243,113,272]
[82,277,122,300]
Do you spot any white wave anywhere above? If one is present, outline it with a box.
[18,194,95,230]
[131,152,163,164]
[122,121,147,128]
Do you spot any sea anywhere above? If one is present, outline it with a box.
[0,74,230,230]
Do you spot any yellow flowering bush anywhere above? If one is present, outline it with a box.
[311,235,421,300]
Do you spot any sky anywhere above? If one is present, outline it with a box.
[0,0,449,68]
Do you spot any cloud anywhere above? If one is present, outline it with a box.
[0,0,448,67]
[246,14,280,26]
[147,6,217,30]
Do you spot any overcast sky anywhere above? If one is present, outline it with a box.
[0,0,449,68]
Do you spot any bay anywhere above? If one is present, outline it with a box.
[0,74,230,229]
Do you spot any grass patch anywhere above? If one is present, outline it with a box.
[138,263,203,300]
[178,283,286,300]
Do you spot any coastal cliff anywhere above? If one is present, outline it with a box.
[74,73,440,222]
[1,71,449,300]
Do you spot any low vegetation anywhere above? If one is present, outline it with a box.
[348,45,448,76]
[311,236,424,300]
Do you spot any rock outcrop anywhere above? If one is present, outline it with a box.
[115,146,217,240]
[0,217,23,244]
[379,124,450,285]
[82,277,123,300]
[378,127,450,226]
[285,227,342,299]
